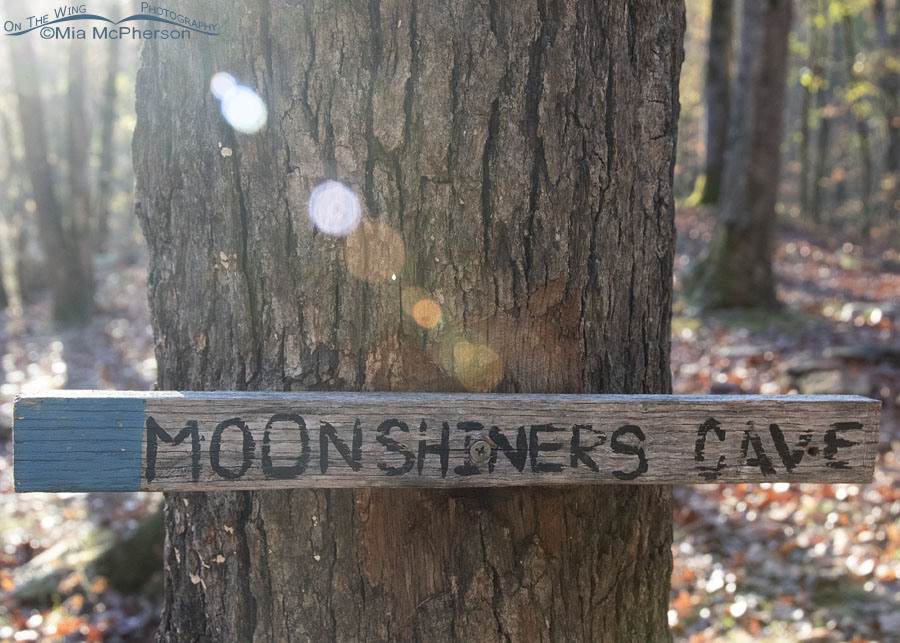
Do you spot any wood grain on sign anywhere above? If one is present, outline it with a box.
[13,391,881,491]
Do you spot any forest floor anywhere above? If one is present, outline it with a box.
[0,210,898,642]
[669,208,900,642]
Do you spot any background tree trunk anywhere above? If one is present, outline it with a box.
[7,30,93,323]
[0,254,7,311]
[873,0,900,217]
[800,65,813,216]
[812,95,833,225]
[841,12,873,235]
[66,41,94,290]
[802,0,830,222]
[687,0,791,310]
[697,0,733,205]
[0,109,22,307]
[94,37,119,253]
[134,1,684,641]
[811,0,833,225]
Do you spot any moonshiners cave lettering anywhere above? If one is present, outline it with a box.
[143,415,650,483]
[693,418,862,481]
[142,412,865,485]
[12,392,881,491]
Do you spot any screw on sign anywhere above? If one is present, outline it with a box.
[469,438,493,466]
[12,391,880,492]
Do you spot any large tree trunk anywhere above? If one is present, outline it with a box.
[687,0,791,310]
[134,1,684,641]
[7,32,93,323]
[697,0,733,205]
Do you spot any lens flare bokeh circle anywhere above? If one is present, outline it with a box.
[308,181,362,236]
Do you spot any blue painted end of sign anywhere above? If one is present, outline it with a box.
[14,397,144,492]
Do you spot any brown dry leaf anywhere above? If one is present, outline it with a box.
[749,619,762,636]
[54,617,85,636]
[777,539,798,556]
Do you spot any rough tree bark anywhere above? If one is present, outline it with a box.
[687,0,791,310]
[697,0,733,205]
[134,1,684,641]
[7,30,93,323]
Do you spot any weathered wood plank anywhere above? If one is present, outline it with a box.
[13,391,881,491]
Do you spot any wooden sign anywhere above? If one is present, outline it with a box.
[13,391,880,492]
